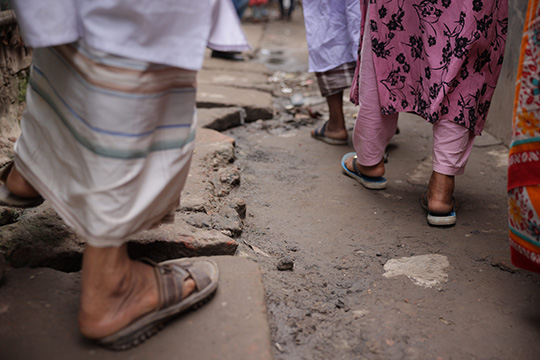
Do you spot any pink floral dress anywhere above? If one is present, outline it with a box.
[351,0,508,135]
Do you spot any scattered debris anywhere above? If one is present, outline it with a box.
[0,208,21,226]
[244,241,271,257]
[277,257,294,271]
[290,93,304,106]
[491,262,516,274]
[335,299,346,309]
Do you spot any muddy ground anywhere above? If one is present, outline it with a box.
[225,14,540,360]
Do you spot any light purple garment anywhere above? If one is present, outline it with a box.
[302,0,361,73]
[11,0,250,71]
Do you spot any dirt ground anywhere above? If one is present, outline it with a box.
[225,12,540,360]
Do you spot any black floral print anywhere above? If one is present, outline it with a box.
[357,0,508,135]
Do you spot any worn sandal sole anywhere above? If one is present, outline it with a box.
[99,291,216,351]
[97,259,219,351]
[421,193,457,226]
[312,134,348,145]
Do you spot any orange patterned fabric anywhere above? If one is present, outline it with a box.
[508,0,540,273]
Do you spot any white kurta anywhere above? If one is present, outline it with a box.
[11,0,250,70]
[302,0,361,73]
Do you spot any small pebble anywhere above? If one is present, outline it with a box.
[277,257,294,271]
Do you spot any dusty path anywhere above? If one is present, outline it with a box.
[226,15,540,360]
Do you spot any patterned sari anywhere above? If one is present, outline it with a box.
[508,0,540,273]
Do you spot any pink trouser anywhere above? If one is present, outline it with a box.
[352,23,475,176]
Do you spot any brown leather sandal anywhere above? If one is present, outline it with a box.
[96,258,219,350]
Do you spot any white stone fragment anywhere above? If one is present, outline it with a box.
[383,254,450,288]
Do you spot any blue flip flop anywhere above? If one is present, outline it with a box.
[421,192,457,226]
[341,152,387,190]
[312,121,348,145]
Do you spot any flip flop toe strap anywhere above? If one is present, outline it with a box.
[350,155,361,175]
[155,261,212,309]
[314,121,328,137]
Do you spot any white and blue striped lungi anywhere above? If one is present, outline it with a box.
[14,42,197,247]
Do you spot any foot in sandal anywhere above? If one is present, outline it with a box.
[0,162,43,208]
[79,244,218,350]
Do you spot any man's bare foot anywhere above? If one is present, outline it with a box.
[344,155,385,178]
[426,171,455,215]
[78,245,195,339]
[5,164,40,198]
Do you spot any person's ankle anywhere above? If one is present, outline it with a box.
[357,159,385,178]
[6,166,40,198]
[78,261,158,339]
[426,172,454,213]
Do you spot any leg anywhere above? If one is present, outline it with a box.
[311,91,348,142]
[6,164,40,198]
[427,119,475,214]
[346,23,398,178]
[78,243,196,339]
[278,0,285,18]
[288,0,295,18]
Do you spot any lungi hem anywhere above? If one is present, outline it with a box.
[15,42,198,247]
[14,154,188,247]
[315,62,356,97]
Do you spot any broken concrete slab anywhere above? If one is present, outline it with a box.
[179,128,244,237]
[0,203,238,271]
[0,256,273,360]
[0,206,84,272]
[198,70,270,89]
[181,129,235,212]
[197,107,247,131]
[129,219,238,260]
[202,55,270,74]
[181,198,245,239]
[197,85,273,121]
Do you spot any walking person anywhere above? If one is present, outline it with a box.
[211,0,249,61]
[4,0,249,350]
[279,0,296,21]
[342,0,508,226]
[304,0,361,146]
[508,0,540,273]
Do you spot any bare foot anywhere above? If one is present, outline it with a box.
[6,164,40,198]
[426,171,454,215]
[78,245,195,339]
[344,155,385,178]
